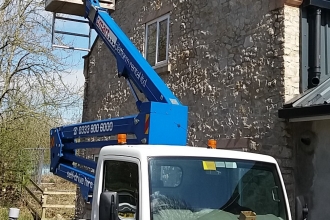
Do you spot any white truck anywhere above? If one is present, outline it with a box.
[93,144,291,220]
[44,0,307,219]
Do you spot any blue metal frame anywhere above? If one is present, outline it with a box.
[49,0,188,202]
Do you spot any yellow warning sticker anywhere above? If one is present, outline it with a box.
[202,161,216,170]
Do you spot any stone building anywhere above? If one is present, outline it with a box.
[79,0,330,218]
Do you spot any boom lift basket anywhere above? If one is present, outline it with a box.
[45,0,115,17]
[45,0,115,51]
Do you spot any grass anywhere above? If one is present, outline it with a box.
[41,174,76,219]
[0,207,34,220]
[1,174,77,219]
[27,174,77,219]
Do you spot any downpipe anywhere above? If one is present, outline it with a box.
[308,7,322,89]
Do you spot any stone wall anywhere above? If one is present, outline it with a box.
[80,0,300,218]
[283,5,300,100]
[281,6,300,217]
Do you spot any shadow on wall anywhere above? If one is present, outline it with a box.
[293,119,330,219]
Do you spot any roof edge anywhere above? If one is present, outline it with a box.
[278,103,330,119]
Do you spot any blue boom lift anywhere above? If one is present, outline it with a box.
[48,0,188,202]
[44,3,296,220]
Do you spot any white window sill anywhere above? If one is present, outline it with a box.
[152,62,170,74]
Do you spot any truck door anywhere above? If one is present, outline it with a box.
[102,157,140,220]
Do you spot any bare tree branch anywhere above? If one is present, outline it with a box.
[0,0,11,11]
[0,0,84,196]
[0,88,15,103]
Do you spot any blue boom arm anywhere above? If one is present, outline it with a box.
[50,0,188,202]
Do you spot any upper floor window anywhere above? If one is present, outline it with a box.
[144,14,170,68]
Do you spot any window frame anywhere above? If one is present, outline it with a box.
[102,160,139,192]
[144,13,170,68]
[100,157,141,220]
[147,156,289,220]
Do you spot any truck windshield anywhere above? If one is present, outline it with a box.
[148,157,288,220]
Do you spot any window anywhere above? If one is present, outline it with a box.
[103,160,139,219]
[148,157,288,220]
[145,14,170,67]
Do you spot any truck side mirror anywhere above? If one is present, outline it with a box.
[99,191,119,220]
[295,195,308,220]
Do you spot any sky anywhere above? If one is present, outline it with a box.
[48,13,98,123]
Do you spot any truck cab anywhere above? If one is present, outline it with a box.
[92,145,291,220]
